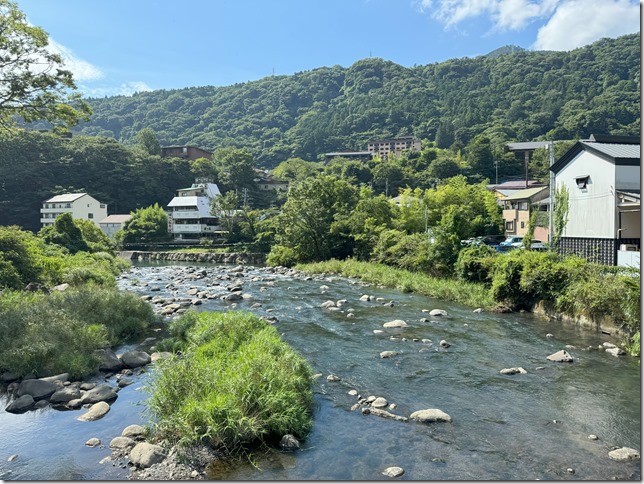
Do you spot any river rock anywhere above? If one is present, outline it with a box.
[380,351,398,358]
[546,350,573,362]
[383,319,408,328]
[348,389,358,396]
[117,377,134,388]
[5,394,35,413]
[80,384,118,404]
[129,442,167,468]
[429,309,448,317]
[40,373,69,384]
[122,424,146,439]
[80,382,96,391]
[602,342,617,349]
[0,371,20,383]
[608,447,640,462]
[320,300,337,308]
[359,295,373,301]
[382,466,404,478]
[439,340,451,348]
[319,285,329,292]
[150,352,172,362]
[34,400,49,409]
[371,397,388,408]
[605,347,626,357]
[368,407,408,422]
[110,436,136,451]
[50,385,81,403]
[52,283,70,292]
[473,308,483,313]
[410,409,452,423]
[16,378,58,400]
[96,348,125,372]
[77,401,111,421]
[279,434,300,450]
[120,350,151,368]
[85,438,101,447]
[66,398,83,409]
[500,367,527,375]
[326,374,341,382]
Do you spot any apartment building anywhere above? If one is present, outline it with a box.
[166,180,223,241]
[367,136,421,159]
[40,193,107,228]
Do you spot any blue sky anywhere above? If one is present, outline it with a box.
[14,0,641,98]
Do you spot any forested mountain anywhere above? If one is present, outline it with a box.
[74,33,640,167]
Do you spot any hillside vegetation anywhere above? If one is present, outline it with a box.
[74,34,639,166]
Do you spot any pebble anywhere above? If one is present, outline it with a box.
[7,454,18,462]
[382,466,405,478]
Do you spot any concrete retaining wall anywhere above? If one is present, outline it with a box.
[121,251,266,266]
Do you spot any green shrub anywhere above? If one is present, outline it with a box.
[266,245,299,267]
[147,312,314,452]
[455,245,497,284]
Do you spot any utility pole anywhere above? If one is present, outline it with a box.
[548,141,555,244]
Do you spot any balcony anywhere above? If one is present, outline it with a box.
[171,211,200,219]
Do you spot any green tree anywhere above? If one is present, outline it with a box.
[121,204,169,244]
[553,184,569,248]
[212,147,257,193]
[269,176,358,264]
[210,191,239,240]
[0,0,91,130]
[39,213,89,254]
[271,157,322,181]
[135,128,161,156]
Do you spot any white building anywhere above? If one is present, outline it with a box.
[41,193,107,228]
[166,181,223,241]
[99,214,132,238]
[550,134,640,267]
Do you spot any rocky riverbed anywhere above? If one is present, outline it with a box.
[0,262,640,480]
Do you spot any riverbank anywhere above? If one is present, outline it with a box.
[296,258,635,340]
[120,251,266,266]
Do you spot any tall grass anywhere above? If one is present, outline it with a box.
[0,288,154,378]
[146,311,314,453]
[297,258,496,309]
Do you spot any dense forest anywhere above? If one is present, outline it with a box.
[71,33,640,166]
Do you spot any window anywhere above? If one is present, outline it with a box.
[575,175,590,189]
[66,203,71,208]
[88,213,93,219]
[520,222,525,229]
[518,201,528,210]
[505,221,514,231]
[100,204,106,208]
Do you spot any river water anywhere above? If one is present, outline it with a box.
[0,261,640,480]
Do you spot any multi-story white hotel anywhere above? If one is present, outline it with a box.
[166,180,223,241]
[40,193,107,228]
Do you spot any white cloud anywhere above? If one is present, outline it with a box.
[47,39,104,81]
[533,0,640,50]
[80,81,153,98]
[417,0,559,29]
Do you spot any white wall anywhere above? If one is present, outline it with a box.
[71,195,107,227]
[556,151,616,239]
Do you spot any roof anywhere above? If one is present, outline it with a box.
[551,135,641,174]
[501,186,549,201]
[99,214,132,224]
[491,180,545,190]
[167,196,214,217]
[325,151,373,157]
[505,141,551,152]
[44,193,87,203]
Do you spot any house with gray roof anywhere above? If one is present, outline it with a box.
[550,134,640,266]
[41,193,107,228]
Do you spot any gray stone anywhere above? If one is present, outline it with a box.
[380,351,398,358]
[80,384,118,404]
[52,283,70,292]
[16,379,58,400]
[383,319,408,328]
[439,340,451,348]
[382,466,405,478]
[66,398,83,409]
[605,347,626,357]
[473,308,483,313]
[546,350,573,362]
[279,434,300,450]
[150,351,172,362]
[602,342,617,349]
[5,394,35,413]
[80,382,96,391]
[320,300,337,308]
[117,377,134,388]
[410,409,452,423]
[608,447,640,462]
[109,436,136,450]
[0,371,20,383]
[429,309,448,317]
[96,349,125,372]
[77,401,111,421]
[85,438,101,447]
[40,373,69,383]
[588,434,599,440]
[500,367,527,375]
[50,385,81,403]
[326,374,341,382]
[371,397,388,408]
[129,442,167,468]
[120,350,151,369]
[34,399,49,409]
[122,424,146,439]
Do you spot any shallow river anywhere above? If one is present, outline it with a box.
[0,262,640,480]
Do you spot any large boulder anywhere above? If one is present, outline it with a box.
[120,350,151,369]
[410,409,452,423]
[40,373,69,383]
[109,436,136,450]
[80,384,118,404]
[129,442,167,468]
[5,394,35,413]
[96,349,125,372]
[429,309,448,317]
[16,379,58,400]
[547,350,573,362]
[383,319,408,328]
[122,424,146,439]
[608,447,640,462]
[50,385,81,404]
[77,401,111,421]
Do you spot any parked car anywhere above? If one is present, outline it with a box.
[480,235,507,248]
[511,240,548,251]
[497,235,523,252]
